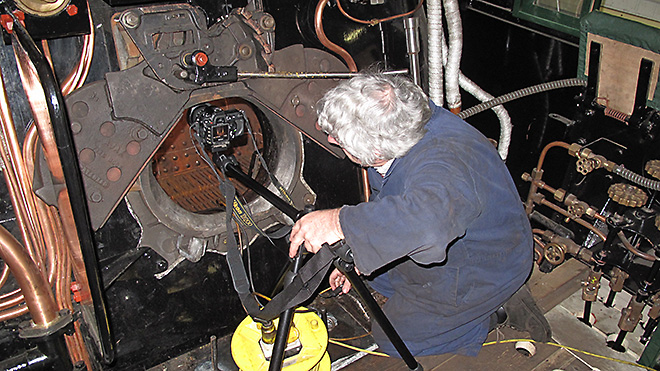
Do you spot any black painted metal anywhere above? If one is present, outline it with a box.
[607,330,627,352]
[0,331,73,371]
[268,252,305,371]
[7,11,115,364]
[586,41,601,101]
[221,157,301,220]
[630,58,653,126]
[579,301,592,327]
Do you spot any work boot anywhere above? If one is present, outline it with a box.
[502,284,552,342]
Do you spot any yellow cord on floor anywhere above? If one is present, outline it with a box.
[328,339,390,357]
[483,339,656,370]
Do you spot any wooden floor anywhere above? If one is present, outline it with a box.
[338,259,652,371]
[150,258,657,371]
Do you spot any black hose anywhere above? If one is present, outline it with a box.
[8,10,115,364]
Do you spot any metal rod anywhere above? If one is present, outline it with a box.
[579,301,592,326]
[8,11,115,364]
[238,69,408,79]
[607,330,627,352]
[210,335,218,371]
[403,17,421,86]
[604,290,616,307]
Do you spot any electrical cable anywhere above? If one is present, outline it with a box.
[482,338,656,370]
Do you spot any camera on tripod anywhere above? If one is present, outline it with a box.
[188,103,247,152]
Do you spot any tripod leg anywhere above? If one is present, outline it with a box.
[268,252,306,371]
[337,260,423,371]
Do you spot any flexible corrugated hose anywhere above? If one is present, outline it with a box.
[458,78,587,119]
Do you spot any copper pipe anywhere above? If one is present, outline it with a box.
[360,168,371,202]
[336,0,424,25]
[6,13,93,365]
[41,39,53,68]
[0,225,57,326]
[13,39,65,183]
[527,178,608,224]
[23,127,60,286]
[532,235,545,265]
[52,208,84,364]
[532,228,547,236]
[0,64,45,265]
[57,190,91,300]
[536,141,571,172]
[315,0,358,73]
[314,0,370,201]
[0,305,29,322]
[0,262,9,287]
[539,199,607,242]
[19,16,95,366]
[618,231,656,262]
[61,4,94,94]
[0,293,25,310]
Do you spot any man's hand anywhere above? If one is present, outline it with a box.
[288,208,344,258]
[329,268,351,294]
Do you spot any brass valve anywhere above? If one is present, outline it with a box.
[568,143,616,173]
[608,183,648,207]
[544,243,566,265]
[609,267,629,292]
[576,157,595,175]
[582,269,602,302]
[259,321,276,344]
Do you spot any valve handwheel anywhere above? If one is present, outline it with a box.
[607,183,648,208]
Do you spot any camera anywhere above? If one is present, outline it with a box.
[188,103,246,152]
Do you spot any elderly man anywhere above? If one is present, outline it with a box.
[288,72,548,357]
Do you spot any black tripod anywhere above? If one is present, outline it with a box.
[216,154,423,371]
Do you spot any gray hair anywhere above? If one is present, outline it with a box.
[316,72,431,166]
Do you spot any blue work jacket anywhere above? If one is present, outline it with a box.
[339,102,533,357]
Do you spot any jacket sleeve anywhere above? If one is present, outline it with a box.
[339,146,483,275]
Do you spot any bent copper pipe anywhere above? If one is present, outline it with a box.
[539,199,607,242]
[13,37,64,184]
[0,305,29,322]
[618,231,656,262]
[536,141,571,171]
[10,13,115,363]
[0,225,57,326]
[0,64,46,265]
[315,0,357,73]
[314,0,371,201]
